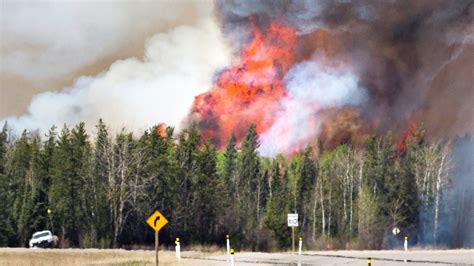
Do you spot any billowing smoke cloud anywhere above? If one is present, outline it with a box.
[216,0,474,141]
[260,58,367,156]
[1,1,216,81]
[2,2,231,135]
[1,1,222,117]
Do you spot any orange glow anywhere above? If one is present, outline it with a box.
[156,123,167,138]
[193,22,296,147]
[397,120,418,153]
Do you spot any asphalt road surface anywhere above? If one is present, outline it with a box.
[1,248,472,265]
[199,249,474,265]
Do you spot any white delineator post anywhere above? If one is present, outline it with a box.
[404,235,408,252]
[175,237,181,260]
[230,248,235,266]
[226,235,230,255]
[298,236,303,255]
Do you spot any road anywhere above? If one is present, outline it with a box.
[0,248,472,265]
[199,249,474,265]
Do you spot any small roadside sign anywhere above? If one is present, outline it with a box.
[288,213,298,227]
[146,210,169,266]
[146,210,168,232]
[392,227,400,236]
[288,213,298,252]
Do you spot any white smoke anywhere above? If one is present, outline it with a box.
[259,58,367,156]
[1,1,215,81]
[2,12,231,135]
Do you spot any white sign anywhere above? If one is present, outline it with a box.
[288,213,298,227]
[392,227,400,236]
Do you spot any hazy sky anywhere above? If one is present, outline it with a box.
[0,1,232,134]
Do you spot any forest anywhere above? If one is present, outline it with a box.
[0,120,471,250]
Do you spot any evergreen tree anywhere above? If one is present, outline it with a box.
[9,130,33,246]
[0,123,14,246]
[49,123,92,247]
[223,133,237,195]
[265,155,291,249]
[192,143,223,243]
[175,123,201,237]
[239,124,261,248]
[92,119,112,247]
[21,136,48,244]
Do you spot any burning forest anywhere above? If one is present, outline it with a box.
[1,0,473,251]
[190,0,474,157]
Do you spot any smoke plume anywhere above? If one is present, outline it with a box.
[259,58,367,156]
[1,2,231,134]
[193,0,474,152]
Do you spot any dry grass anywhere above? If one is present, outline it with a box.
[0,248,224,266]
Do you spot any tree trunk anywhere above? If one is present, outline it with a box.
[433,152,445,244]
[320,182,325,237]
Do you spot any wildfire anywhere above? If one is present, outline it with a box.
[156,123,167,138]
[193,21,296,147]
[397,120,419,153]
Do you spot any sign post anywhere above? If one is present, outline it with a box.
[155,231,159,265]
[146,210,169,266]
[287,213,298,253]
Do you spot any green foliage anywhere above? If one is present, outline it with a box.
[0,123,15,246]
[0,121,456,250]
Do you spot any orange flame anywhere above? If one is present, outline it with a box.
[397,120,418,153]
[156,123,167,138]
[193,22,296,146]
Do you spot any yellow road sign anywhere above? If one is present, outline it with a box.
[146,210,168,232]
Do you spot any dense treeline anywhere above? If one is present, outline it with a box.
[0,120,470,249]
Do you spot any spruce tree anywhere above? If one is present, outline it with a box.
[0,123,14,246]
[192,143,222,243]
[175,123,200,237]
[92,119,112,247]
[223,133,237,195]
[239,124,261,248]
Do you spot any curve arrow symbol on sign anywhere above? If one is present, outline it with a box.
[146,210,168,232]
[154,216,160,227]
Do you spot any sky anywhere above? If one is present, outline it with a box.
[0,0,231,134]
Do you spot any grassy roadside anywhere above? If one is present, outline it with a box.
[0,248,224,266]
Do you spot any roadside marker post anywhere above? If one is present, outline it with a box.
[287,213,298,253]
[298,236,303,255]
[175,237,181,260]
[404,235,408,251]
[404,235,409,262]
[230,248,235,266]
[226,235,230,255]
[368,257,372,266]
[47,208,54,235]
[146,210,169,266]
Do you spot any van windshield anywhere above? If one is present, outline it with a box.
[33,232,50,239]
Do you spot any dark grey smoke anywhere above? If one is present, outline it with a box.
[217,0,474,137]
[446,136,474,247]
